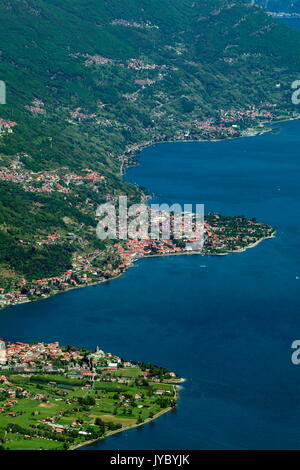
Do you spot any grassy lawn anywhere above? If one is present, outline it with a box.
[94,414,136,426]
[109,368,144,378]
[0,373,176,450]
[5,434,64,450]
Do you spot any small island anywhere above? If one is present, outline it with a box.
[0,340,181,450]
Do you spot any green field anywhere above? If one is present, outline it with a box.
[0,369,177,450]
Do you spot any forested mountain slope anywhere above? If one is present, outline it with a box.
[0,0,299,292]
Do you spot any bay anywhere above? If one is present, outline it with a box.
[1,119,300,449]
[2,16,300,450]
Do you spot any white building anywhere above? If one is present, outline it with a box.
[108,362,118,368]
[0,340,7,365]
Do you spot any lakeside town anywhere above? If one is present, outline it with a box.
[1,101,283,192]
[266,11,300,18]
[0,92,280,314]
[0,78,283,316]
[0,211,275,309]
[0,339,179,450]
[0,108,277,312]
[1,0,300,454]
[113,104,295,170]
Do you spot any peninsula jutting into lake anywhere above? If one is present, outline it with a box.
[1,0,300,454]
[0,339,181,450]
[0,212,275,310]
[0,0,298,311]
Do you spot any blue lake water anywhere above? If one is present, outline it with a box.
[280,17,300,29]
[1,119,300,449]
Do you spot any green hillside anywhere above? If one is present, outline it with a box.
[0,0,299,291]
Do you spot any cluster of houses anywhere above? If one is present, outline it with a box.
[25,99,46,115]
[72,51,167,73]
[0,270,84,308]
[0,340,144,425]
[0,340,83,368]
[111,19,159,29]
[68,108,97,122]
[0,336,179,447]
[0,118,17,134]
[0,161,105,194]
[128,59,167,71]
[0,231,195,308]
[267,11,300,18]
[135,78,156,87]
[192,106,273,134]
[191,121,240,138]
[0,339,128,372]
[218,107,273,122]
[84,54,112,66]
[0,210,272,309]
[66,108,126,129]
[0,242,124,308]
[113,104,276,169]
[116,240,182,267]
[69,52,169,96]
[185,106,274,140]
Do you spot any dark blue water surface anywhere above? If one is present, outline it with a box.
[1,119,300,449]
[280,17,300,29]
